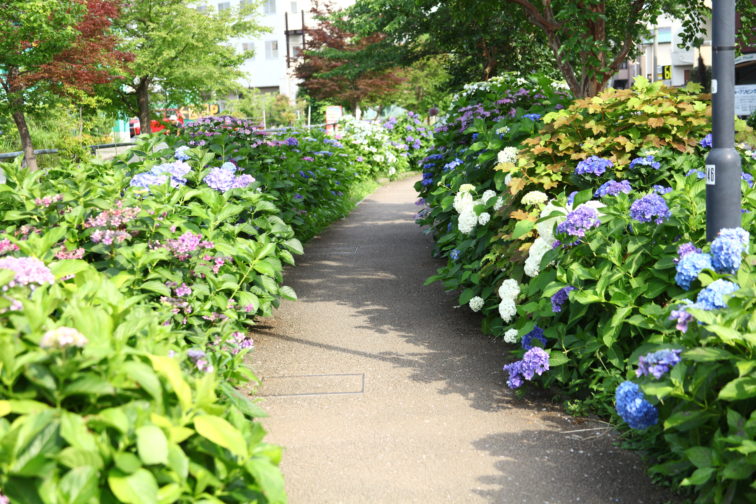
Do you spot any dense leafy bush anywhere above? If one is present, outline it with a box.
[416,74,756,502]
[0,115,422,502]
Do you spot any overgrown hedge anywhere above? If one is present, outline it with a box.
[416,74,756,503]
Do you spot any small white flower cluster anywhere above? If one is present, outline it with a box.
[497,279,520,323]
[481,190,497,204]
[469,296,484,312]
[478,213,490,225]
[503,328,518,344]
[497,147,518,165]
[521,191,548,206]
[40,327,88,349]
[454,184,480,234]
[524,201,566,277]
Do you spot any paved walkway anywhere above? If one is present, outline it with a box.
[250,177,676,504]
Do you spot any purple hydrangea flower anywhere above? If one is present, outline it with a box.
[551,286,576,313]
[674,242,702,264]
[636,349,682,379]
[175,283,192,297]
[629,193,671,224]
[694,279,739,310]
[521,326,546,349]
[595,180,632,198]
[232,174,255,189]
[653,185,672,195]
[204,167,236,192]
[629,155,661,170]
[503,347,550,389]
[575,156,613,176]
[669,303,694,332]
[150,161,191,187]
[699,133,713,148]
[674,252,712,289]
[556,205,600,237]
[710,228,749,274]
[567,191,578,207]
[615,381,658,430]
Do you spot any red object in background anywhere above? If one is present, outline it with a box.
[128,109,184,137]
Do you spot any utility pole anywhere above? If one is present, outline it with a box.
[705,0,741,240]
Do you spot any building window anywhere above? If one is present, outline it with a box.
[217,1,230,11]
[290,1,298,13]
[619,61,628,70]
[265,40,279,59]
[263,0,276,14]
[240,0,253,6]
[292,45,302,57]
[657,27,672,43]
[242,42,255,53]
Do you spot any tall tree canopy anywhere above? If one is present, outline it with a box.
[110,0,266,133]
[0,0,128,170]
[295,2,405,114]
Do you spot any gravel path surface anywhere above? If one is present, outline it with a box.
[250,176,677,504]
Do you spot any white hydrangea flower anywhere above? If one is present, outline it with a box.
[458,208,478,234]
[453,191,475,214]
[504,174,513,186]
[481,189,497,204]
[524,237,553,277]
[498,298,517,323]
[478,212,490,225]
[521,191,548,206]
[459,183,475,193]
[40,327,88,349]
[469,296,484,312]
[493,197,504,211]
[536,202,566,242]
[498,279,520,300]
[388,167,396,176]
[503,328,518,344]
[497,147,518,165]
[496,126,510,135]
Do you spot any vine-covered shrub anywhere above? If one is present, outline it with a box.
[416,73,756,502]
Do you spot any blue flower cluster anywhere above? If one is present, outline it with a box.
[574,156,613,176]
[503,347,550,389]
[710,227,749,274]
[674,252,712,289]
[694,279,739,310]
[699,133,713,148]
[686,169,706,179]
[421,172,434,186]
[522,113,542,121]
[131,159,192,189]
[550,286,575,313]
[203,162,255,192]
[652,185,672,195]
[521,326,546,349]
[743,172,754,187]
[629,155,661,170]
[595,180,632,198]
[635,349,682,379]
[615,381,658,430]
[556,205,600,238]
[285,137,299,146]
[629,193,671,224]
[174,145,191,161]
[450,249,460,261]
[443,158,463,172]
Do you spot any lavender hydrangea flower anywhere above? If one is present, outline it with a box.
[567,191,578,207]
[629,155,661,170]
[130,172,168,188]
[150,161,191,187]
[521,326,546,349]
[710,227,749,274]
[174,145,191,161]
[699,133,713,148]
[675,242,701,263]
[556,205,600,237]
[615,381,658,430]
[694,279,739,310]
[674,252,712,289]
[595,180,632,198]
[0,256,55,289]
[742,172,754,187]
[551,286,576,313]
[503,347,550,389]
[204,167,236,192]
[653,185,672,195]
[443,158,463,171]
[575,156,613,176]
[636,349,682,379]
[629,193,671,224]
[669,303,694,332]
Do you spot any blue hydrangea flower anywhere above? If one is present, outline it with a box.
[686,169,706,179]
[285,137,299,146]
[220,161,237,172]
[629,193,671,224]
[130,172,168,188]
[636,349,682,379]
[710,227,749,274]
[204,167,236,192]
[742,172,754,187]
[595,180,632,198]
[675,242,702,264]
[523,113,542,121]
[694,279,739,310]
[551,286,575,313]
[150,161,191,187]
[450,249,461,260]
[653,185,672,195]
[444,158,463,172]
[174,145,191,161]
[567,191,578,207]
[575,156,613,176]
[421,173,434,186]
[615,381,658,430]
[556,205,600,237]
[521,326,546,349]
[674,252,712,289]
[700,133,713,148]
[629,155,660,170]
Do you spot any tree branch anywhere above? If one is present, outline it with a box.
[507,0,560,32]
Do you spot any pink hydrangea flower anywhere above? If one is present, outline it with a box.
[0,256,55,289]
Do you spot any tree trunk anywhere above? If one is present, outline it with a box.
[10,100,38,172]
[136,77,152,134]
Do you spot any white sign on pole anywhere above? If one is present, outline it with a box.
[735,85,756,116]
